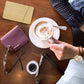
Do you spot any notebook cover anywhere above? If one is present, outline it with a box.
[3,1,34,24]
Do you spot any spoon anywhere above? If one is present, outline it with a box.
[53,25,67,30]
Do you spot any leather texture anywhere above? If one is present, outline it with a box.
[1,25,29,52]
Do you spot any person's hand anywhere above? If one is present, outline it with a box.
[48,39,79,60]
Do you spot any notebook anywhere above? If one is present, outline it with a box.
[3,1,34,24]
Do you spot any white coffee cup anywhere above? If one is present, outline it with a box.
[26,61,39,75]
[34,21,55,43]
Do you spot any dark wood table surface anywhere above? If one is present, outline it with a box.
[0,0,73,84]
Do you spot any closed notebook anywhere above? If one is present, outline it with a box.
[3,1,34,24]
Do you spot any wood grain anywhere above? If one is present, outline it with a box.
[0,0,72,84]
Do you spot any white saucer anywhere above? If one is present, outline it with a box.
[29,17,60,49]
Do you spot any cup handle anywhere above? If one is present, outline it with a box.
[48,37,54,43]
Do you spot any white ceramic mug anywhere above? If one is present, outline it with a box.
[34,21,55,43]
[26,61,39,75]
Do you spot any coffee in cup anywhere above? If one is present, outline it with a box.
[29,63,37,72]
[34,21,53,40]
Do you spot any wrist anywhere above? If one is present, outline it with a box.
[73,46,84,62]
[73,47,79,56]
[79,47,84,58]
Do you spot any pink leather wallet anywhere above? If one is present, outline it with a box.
[1,25,29,52]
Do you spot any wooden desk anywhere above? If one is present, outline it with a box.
[0,0,72,84]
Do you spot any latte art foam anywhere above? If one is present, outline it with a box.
[35,23,53,40]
